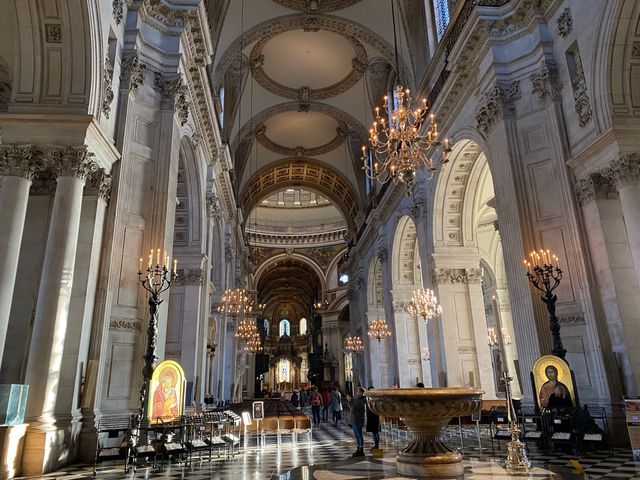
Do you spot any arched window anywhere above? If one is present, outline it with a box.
[279,319,290,337]
[263,318,270,336]
[432,0,450,40]
[299,318,308,335]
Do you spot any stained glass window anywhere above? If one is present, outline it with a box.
[433,0,450,40]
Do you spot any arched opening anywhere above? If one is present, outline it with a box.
[299,317,308,335]
[366,256,390,388]
[279,319,291,337]
[432,139,520,397]
[390,216,429,387]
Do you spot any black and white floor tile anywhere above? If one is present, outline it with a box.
[16,418,640,479]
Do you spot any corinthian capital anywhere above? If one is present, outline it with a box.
[48,145,98,181]
[85,168,113,203]
[0,144,43,180]
[601,153,640,188]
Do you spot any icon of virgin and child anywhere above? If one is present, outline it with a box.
[149,361,184,422]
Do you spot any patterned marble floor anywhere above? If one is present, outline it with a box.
[17,417,640,479]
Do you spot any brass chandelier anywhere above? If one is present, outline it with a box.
[361,0,451,192]
[344,335,364,353]
[217,288,252,319]
[367,319,392,342]
[235,318,258,342]
[243,330,263,353]
[404,288,442,323]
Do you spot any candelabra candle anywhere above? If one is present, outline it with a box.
[524,249,566,359]
[405,288,443,323]
[345,335,364,353]
[368,319,392,342]
[487,327,499,348]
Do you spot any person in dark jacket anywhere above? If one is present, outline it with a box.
[349,387,367,457]
[365,387,380,450]
[291,391,299,408]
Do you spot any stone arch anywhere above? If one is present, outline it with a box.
[593,0,640,129]
[174,137,206,251]
[231,100,368,180]
[367,255,384,310]
[2,0,102,114]
[212,13,413,93]
[253,253,327,294]
[391,215,421,287]
[241,157,360,231]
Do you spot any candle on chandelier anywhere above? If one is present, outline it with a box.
[139,258,143,273]
[173,259,178,275]
[156,249,160,265]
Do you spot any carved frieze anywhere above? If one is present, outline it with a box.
[271,0,363,12]
[601,153,640,188]
[112,0,124,24]
[45,24,62,43]
[571,54,592,127]
[85,169,113,203]
[120,51,146,95]
[433,268,480,284]
[207,193,221,219]
[154,73,189,124]
[0,144,43,181]
[109,319,142,331]
[556,8,573,37]
[102,53,115,118]
[529,64,562,104]
[475,81,521,136]
[558,315,585,326]
[48,146,98,181]
[175,268,204,285]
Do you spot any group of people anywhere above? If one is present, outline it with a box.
[289,385,380,457]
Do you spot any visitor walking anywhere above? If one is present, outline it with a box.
[310,386,323,426]
[321,388,330,421]
[349,387,366,457]
[366,387,380,450]
[330,386,343,427]
[291,391,299,409]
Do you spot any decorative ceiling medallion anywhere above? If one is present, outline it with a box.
[271,0,362,12]
[250,32,367,101]
[213,14,410,93]
[241,158,359,228]
[255,122,348,157]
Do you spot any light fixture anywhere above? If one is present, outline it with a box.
[339,273,349,285]
[501,328,512,347]
[344,335,364,353]
[235,319,258,342]
[404,288,442,324]
[243,331,263,353]
[361,0,450,193]
[487,327,499,348]
[368,319,392,342]
[217,288,252,319]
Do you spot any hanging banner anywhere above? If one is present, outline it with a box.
[148,360,186,424]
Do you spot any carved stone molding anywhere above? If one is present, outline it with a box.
[154,73,189,124]
[377,247,388,265]
[175,268,204,285]
[109,319,142,331]
[139,0,196,35]
[574,174,618,207]
[45,24,62,43]
[249,31,367,101]
[0,144,43,181]
[213,14,407,94]
[207,193,221,220]
[556,8,572,38]
[571,55,592,127]
[601,153,640,188]
[255,123,348,157]
[433,268,479,284]
[457,345,477,353]
[529,64,562,104]
[85,169,113,203]
[112,0,124,24]
[366,57,393,110]
[120,51,146,95]
[47,145,98,181]
[102,53,115,118]
[191,131,202,146]
[475,81,521,136]
[558,315,585,326]
[271,0,362,12]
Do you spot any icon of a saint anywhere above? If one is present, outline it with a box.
[539,365,572,409]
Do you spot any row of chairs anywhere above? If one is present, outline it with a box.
[245,414,312,446]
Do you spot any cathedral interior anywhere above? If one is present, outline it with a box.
[0,0,639,478]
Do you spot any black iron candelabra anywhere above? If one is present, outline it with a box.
[524,250,566,359]
[135,251,177,427]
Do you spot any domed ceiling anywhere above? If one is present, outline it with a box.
[210,0,417,234]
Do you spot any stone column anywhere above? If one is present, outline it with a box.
[22,146,96,476]
[494,288,522,397]
[0,144,41,368]
[602,154,640,289]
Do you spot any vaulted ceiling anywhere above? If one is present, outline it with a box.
[207,0,426,230]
